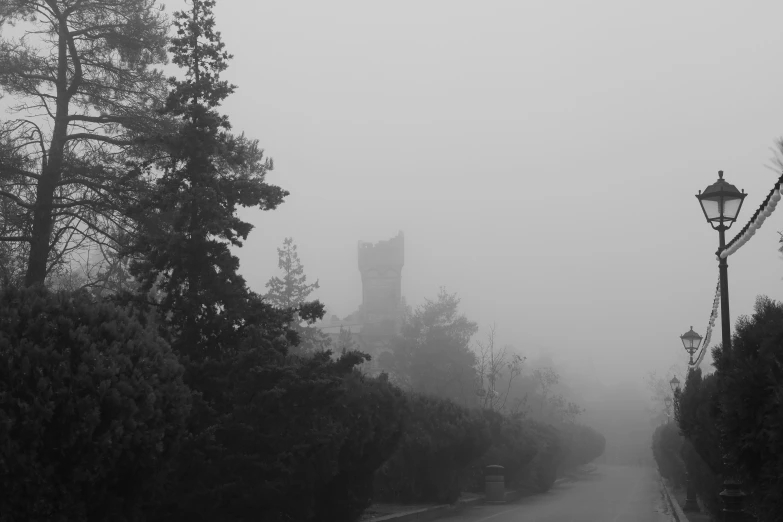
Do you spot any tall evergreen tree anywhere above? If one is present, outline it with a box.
[380,287,479,405]
[126,0,287,355]
[265,237,320,309]
[265,237,330,353]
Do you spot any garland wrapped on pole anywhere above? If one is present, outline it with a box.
[693,278,720,369]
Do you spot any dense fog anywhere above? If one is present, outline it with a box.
[3,1,783,520]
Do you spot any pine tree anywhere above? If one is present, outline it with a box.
[265,237,320,308]
[0,0,172,286]
[265,237,330,353]
[126,0,288,356]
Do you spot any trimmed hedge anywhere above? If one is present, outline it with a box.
[651,421,686,489]
[0,286,192,522]
[146,348,405,522]
[466,410,538,491]
[674,368,727,519]
[469,416,603,495]
[373,394,492,504]
[712,296,783,521]
[558,422,606,473]
[374,396,606,504]
[681,437,724,519]
[522,420,564,493]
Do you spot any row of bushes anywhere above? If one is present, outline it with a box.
[0,287,406,522]
[0,287,605,522]
[651,420,724,519]
[373,396,606,505]
[651,422,686,490]
[669,295,783,522]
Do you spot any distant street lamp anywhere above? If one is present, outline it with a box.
[680,327,703,366]
[673,335,701,513]
[696,170,748,521]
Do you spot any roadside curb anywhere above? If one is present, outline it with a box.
[658,472,689,522]
[367,466,594,522]
[367,495,483,522]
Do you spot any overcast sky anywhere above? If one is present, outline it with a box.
[189,0,783,385]
[4,0,776,387]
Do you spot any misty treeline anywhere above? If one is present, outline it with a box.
[376,288,584,423]
[0,2,604,522]
[650,297,783,522]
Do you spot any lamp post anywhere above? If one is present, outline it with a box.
[670,376,680,394]
[696,170,746,353]
[696,170,748,522]
[677,327,702,513]
[680,327,703,366]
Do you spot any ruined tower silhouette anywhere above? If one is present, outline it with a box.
[358,231,404,334]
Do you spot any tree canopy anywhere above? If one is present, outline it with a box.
[380,287,478,406]
[124,0,287,356]
[0,0,172,286]
[264,237,329,354]
[711,296,783,519]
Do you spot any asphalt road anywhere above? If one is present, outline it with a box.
[446,464,673,522]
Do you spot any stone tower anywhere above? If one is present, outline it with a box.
[358,231,404,330]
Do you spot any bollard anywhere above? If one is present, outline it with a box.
[485,465,505,503]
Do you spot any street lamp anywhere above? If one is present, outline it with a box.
[670,376,681,394]
[696,170,746,354]
[696,170,748,521]
[680,327,703,366]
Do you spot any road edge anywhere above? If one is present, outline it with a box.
[367,471,579,522]
[658,471,689,522]
[367,495,483,522]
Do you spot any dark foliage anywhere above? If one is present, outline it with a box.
[521,420,564,493]
[123,4,401,522]
[373,394,492,504]
[125,0,288,356]
[651,422,686,489]
[264,237,330,355]
[466,410,538,490]
[380,288,479,407]
[673,368,727,518]
[712,296,783,521]
[675,369,725,479]
[0,286,191,522]
[0,0,171,286]
[466,413,605,493]
[681,437,725,519]
[375,394,603,505]
[146,345,405,522]
[557,422,606,473]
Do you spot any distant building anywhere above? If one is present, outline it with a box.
[318,231,406,368]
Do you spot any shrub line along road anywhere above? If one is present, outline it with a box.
[443,464,673,522]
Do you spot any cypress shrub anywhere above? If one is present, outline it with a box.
[0,286,192,522]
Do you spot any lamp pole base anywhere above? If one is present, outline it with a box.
[683,496,700,512]
[720,479,747,522]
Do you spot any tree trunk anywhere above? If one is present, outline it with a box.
[24,17,71,287]
[24,172,58,286]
